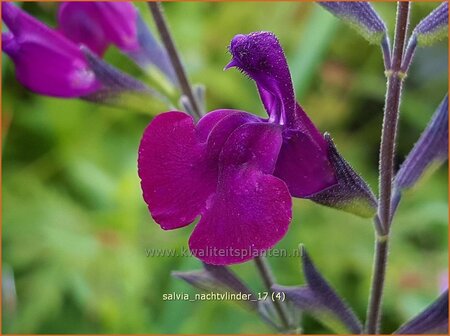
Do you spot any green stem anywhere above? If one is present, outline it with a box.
[148,2,202,119]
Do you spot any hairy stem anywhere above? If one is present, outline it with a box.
[148,2,202,119]
[381,35,392,71]
[365,236,390,333]
[378,1,410,232]
[254,256,292,331]
[366,2,411,334]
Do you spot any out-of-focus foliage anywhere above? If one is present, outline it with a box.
[2,2,447,334]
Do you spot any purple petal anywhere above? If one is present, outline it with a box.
[227,33,328,150]
[138,110,255,231]
[395,290,448,334]
[2,2,100,97]
[291,104,328,150]
[307,134,377,218]
[138,112,215,230]
[274,128,336,198]
[196,109,245,141]
[58,2,139,56]
[2,31,16,52]
[318,2,387,44]
[189,123,292,265]
[227,32,296,128]
[205,111,261,160]
[414,2,448,46]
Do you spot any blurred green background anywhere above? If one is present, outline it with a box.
[2,2,448,334]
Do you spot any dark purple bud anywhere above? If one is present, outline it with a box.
[393,95,448,214]
[318,2,387,44]
[81,46,167,106]
[395,290,448,334]
[307,134,378,218]
[58,2,139,56]
[2,2,100,98]
[273,246,362,334]
[172,263,257,310]
[414,2,448,46]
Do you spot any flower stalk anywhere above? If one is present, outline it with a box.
[254,256,292,331]
[366,2,411,333]
[148,2,202,119]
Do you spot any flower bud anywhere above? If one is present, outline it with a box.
[414,2,448,46]
[57,2,139,56]
[319,2,387,44]
[2,2,100,98]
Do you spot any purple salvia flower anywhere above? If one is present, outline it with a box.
[273,246,362,334]
[57,2,139,57]
[2,2,100,98]
[138,32,334,265]
[394,290,448,334]
[392,95,448,215]
[138,32,376,265]
[318,2,387,44]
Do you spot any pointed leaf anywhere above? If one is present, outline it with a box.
[393,95,448,214]
[273,246,362,334]
[307,134,378,218]
[202,263,255,296]
[318,2,387,44]
[395,290,448,334]
[395,95,448,190]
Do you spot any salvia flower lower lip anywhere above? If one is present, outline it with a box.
[138,32,339,265]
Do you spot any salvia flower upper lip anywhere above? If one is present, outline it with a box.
[138,31,338,265]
